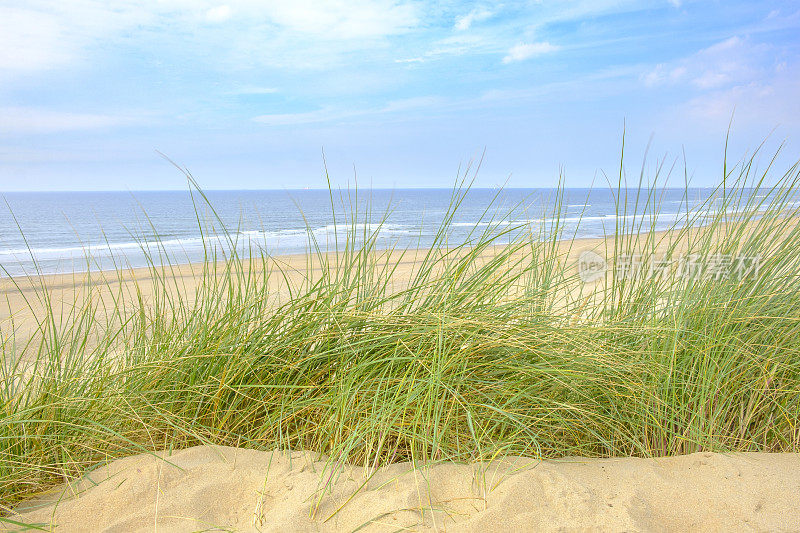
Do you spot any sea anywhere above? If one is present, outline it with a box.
[0,188,759,278]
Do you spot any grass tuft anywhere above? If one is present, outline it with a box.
[1,143,800,512]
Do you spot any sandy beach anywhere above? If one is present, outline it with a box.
[11,445,800,532]
[0,226,705,350]
[4,219,800,532]
[0,237,605,350]
[6,0,800,528]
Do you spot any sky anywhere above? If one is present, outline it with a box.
[0,0,799,191]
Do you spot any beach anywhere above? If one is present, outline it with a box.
[3,201,800,531]
[10,445,800,532]
[5,1,800,530]
[0,216,785,354]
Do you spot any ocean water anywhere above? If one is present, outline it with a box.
[0,187,755,277]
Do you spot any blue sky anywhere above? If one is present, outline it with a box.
[0,0,798,190]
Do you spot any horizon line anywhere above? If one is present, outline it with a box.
[0,186,722,194]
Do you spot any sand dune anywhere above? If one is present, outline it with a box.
[11,445,800,532]
[6,221,800,531]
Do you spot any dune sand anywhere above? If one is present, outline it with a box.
[10,445,800,532]
[5,223,800,531]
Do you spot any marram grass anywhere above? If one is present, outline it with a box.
[1,146,800,514]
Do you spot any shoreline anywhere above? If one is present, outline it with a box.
[0,224,671,294]
[5,203,779,292]
[4,213,800,531]
[0,218,776,349]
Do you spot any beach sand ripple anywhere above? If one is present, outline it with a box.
[11,445,800,532]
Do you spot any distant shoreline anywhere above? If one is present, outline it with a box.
[0,229,642,292]
[1,187,755,279]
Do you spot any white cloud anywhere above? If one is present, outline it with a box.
[454,7,493,31]
[502,42,559,64]
[645,37,800,135]
[641,36,771,90]
[692,71,732,89]
[205,5,232,23]
[228,85,279,95]
[0,3,157,74]
[641,64,687,87]
[673,70,800,133]
[0,107,143,135]
[380,96,443,112]
[253,107,359,126]
[0,1,422,76]
[0,7,77,71]
[253,0,420,39]
[425,33,495,59]
[253,96,443,125]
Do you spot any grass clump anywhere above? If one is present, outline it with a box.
[1,144,800,513]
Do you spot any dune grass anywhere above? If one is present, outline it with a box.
[1,144,800,516]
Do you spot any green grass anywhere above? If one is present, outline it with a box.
[1,143,800,515]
